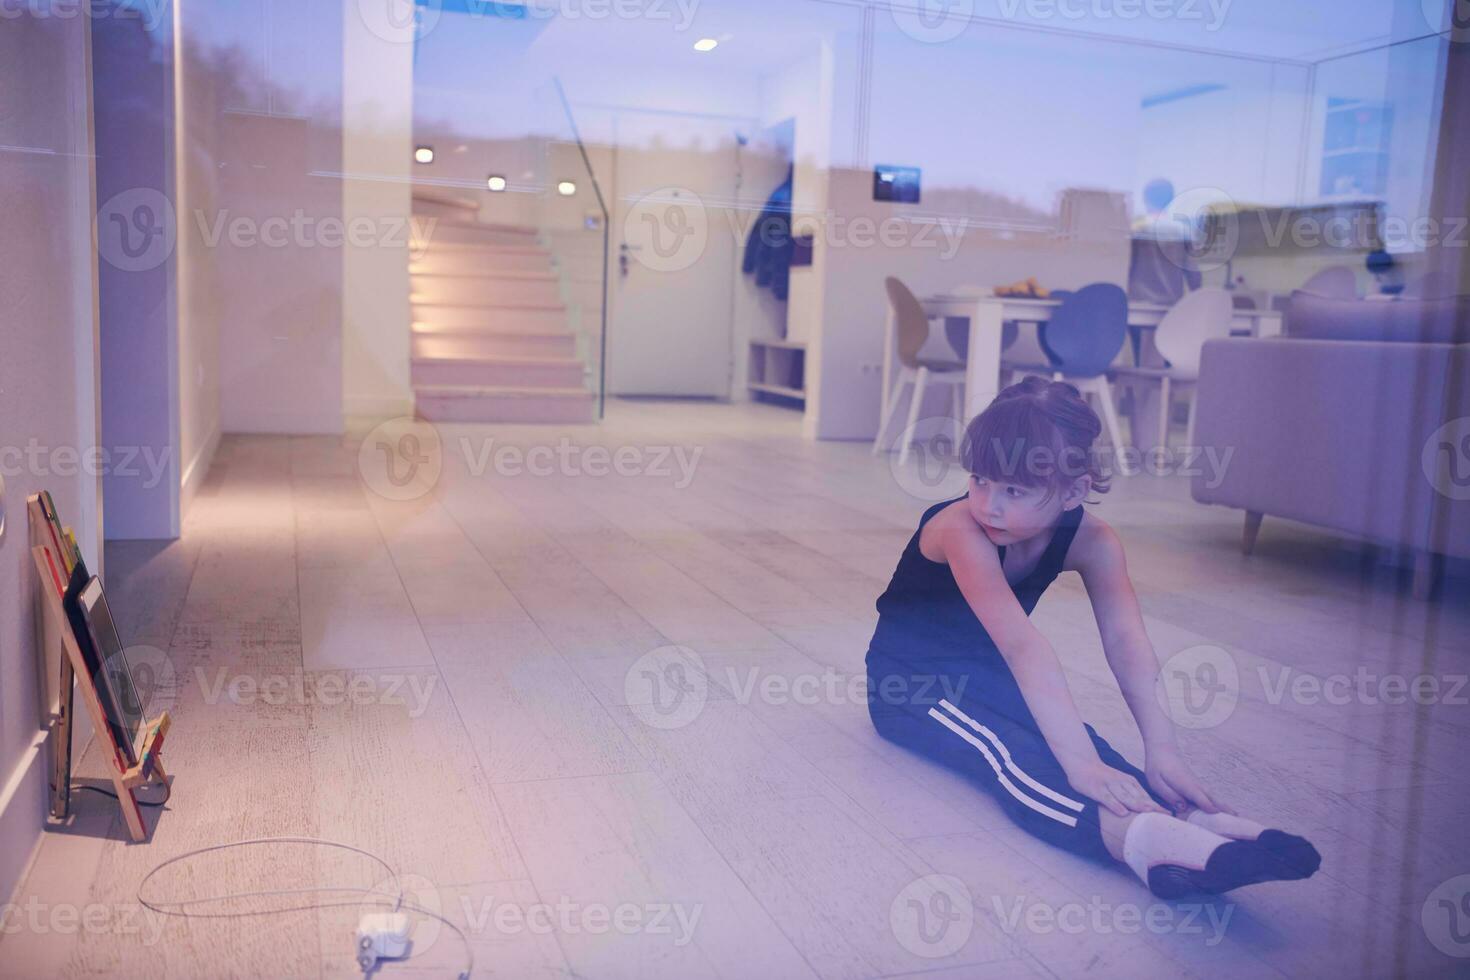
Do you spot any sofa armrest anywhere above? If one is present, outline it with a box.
[1191,337,1455,552]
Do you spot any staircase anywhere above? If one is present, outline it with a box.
[409,190,595,424]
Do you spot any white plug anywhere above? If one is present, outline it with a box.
[356,912,411,973]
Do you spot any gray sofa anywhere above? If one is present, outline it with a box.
[1191,289,1470,598]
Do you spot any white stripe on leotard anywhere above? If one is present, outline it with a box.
[936,698,1086,813]
[926,708,1079,827]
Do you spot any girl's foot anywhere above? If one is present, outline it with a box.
[1184,810,1322,880]
[1123,812,1320,900]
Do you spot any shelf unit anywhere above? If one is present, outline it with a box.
[748,338,805,406]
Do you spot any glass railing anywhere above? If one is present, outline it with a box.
[530,78,610,421]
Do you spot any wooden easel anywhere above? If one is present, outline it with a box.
[29,494,171,842]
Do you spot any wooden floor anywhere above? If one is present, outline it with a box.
[5,398,1469,979]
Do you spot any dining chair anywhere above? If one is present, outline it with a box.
[1113,286,1234,449]
[1033,282,1135,474]
[873,276,967,466]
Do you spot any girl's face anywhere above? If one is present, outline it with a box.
[966,473,1084,546]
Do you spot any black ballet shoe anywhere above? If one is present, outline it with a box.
[1256,829,1321,879]
[1145,839,1314,900]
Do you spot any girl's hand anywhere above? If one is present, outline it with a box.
[1066,761,1169,818]
[1144,744,1234,815]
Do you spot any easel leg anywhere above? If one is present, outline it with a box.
[50,658,75,820]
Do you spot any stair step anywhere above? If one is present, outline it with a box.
[411,186,481,211]
[413,328,577,359]
[412,240,551,255]
[412,354,586,388]
[411,273,562,306]
[415,384,596,424]
[412,303,568,331]
[422,222,541,246]
[410,256,555,276]
[410,265,555,279]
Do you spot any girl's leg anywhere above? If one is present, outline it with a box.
[869,682,1319,898]
[1087,728,1321,882]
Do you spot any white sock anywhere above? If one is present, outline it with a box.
[1121,812,1230,885]
[1185,809,1267,841]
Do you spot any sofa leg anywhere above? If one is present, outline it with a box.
[1242,511,1263,555]
[1412,551,1440,600]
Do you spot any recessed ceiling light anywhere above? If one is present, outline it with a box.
[693,38,718,52]
[487,175,507,192]
[413,145,434,164]
[557,180,577,196]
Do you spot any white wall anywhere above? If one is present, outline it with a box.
[91,5,182,540]
[200,0,347,436]
[174,1,223,518]
[0,12,103,910]
[341,0,414,422]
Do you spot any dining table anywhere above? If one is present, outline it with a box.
[921,287,1284,429]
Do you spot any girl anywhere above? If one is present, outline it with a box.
[867,377,1319,898]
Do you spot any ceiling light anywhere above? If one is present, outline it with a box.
[487,175,507,191]
[693,38,718,52]
[557,180,576,196]
[413,146,434,164]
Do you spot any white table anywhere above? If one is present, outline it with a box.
[921,289,1284,421]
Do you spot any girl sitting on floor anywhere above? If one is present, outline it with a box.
[867,376,1319,897]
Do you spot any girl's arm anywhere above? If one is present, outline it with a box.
[1073,518,1229,814]
[938,514,1164,818]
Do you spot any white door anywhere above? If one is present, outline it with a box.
[607,114,742,397]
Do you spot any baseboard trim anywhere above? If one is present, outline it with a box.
[180,423,220,519]
[0,731,46,907]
